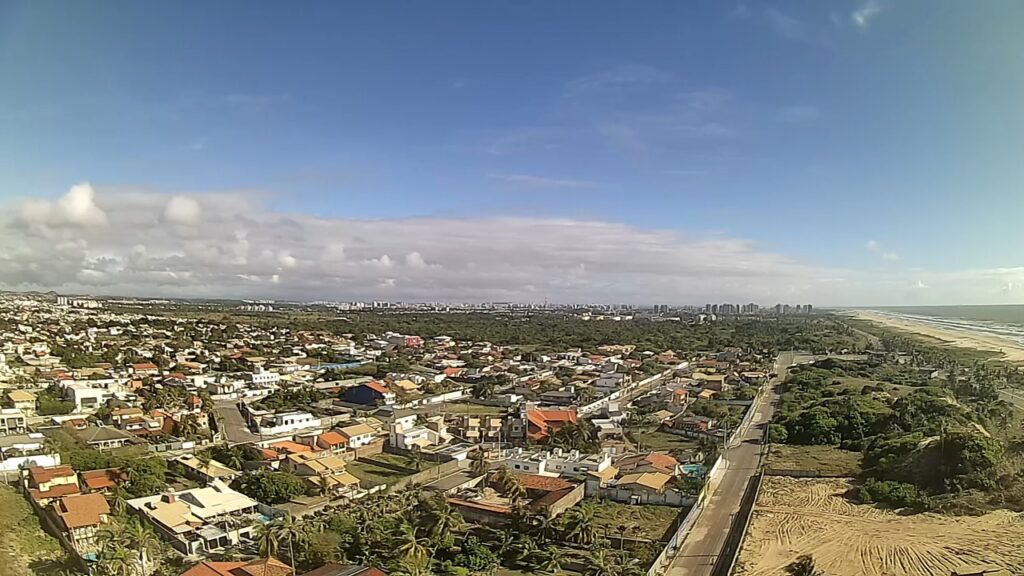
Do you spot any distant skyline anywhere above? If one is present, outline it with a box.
[2,1,1023,305]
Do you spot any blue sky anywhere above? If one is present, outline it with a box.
[2,1,1023,304]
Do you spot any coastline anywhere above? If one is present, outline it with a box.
[844,309,1024,363]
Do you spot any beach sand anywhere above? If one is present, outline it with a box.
[847,310,1024,363]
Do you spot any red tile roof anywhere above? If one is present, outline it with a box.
[525,408,577,440]
[80,468,124,491]
[316,431,347,448]
[516,473,575,492]
[365,381,390,394]
[29,482,81,502]
[53,492,110,529]
[270,441,312,454]
[29,465,76,485]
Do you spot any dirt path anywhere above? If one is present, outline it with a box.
[735,477,1024,576]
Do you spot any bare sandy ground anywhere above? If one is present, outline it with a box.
[848,310,1024,363]
[734,477,1024,576]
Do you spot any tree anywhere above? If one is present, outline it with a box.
[234,470,306,505]
[470,449,489,477]
[98,543,138,576]
[271,515,305,574]
[565,500,598,546]
[393,521,431,565]
[256,522,280,558]
[784,555,823,576]
[121,517,160,576]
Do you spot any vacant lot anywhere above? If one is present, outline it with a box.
[627,429,699,453]
[0,486,65,576]
[735,477,1024,576]
[589,499,682,542]
[766,445,862,476]
[346,460,413,488]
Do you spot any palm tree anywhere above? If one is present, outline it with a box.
[121,517,159,575]
[393,521,431,564]
[175,414,200,440]
[422,493,462,548]
[470,449,489,476]
[98,543,137,576]
[504,474,527,505]
[108,485,129,517]
[784,555,823,576]
[256,522,281,558]
[391,556,432,576]
[271,515,305,574]
[565,501,599,546]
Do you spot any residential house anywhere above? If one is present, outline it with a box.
[5,390,37,416]
[129,480,268,555]
[282,452,361,498]
[524,407,577,441]
[175,455,240,485]
[506,448,611,477]
[77,426,137,451]
[389,416,450,451]
[25,465,81,505]
[343,381,396,406]
[614,452,682,477]
[257,411,322,436]
[51,492,112,556]
[180,557,293,576]
[0,408,27,435]
[80,468,125,493]
[338,423,377,449]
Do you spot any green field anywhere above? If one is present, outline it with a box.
[0,486,66,576]
[766,444,863,476]
[589,499,682,542]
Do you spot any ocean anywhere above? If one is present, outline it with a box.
[869,305,1024,347]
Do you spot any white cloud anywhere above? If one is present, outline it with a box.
[487,173,595,189]
[1,184,1021,306]
[866,240,898,262]
[882,252,900,262]
[865,239,881,251]
[164,196,202,225]
[21,182,108,231]
[852,1,883,29]
[405,252,428,269]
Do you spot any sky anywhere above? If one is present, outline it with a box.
[2,0,1024,305]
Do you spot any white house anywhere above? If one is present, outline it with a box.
[257,411,321,436]
[338,422,377,449]
[506,447,612,477]
[249,367,280,387]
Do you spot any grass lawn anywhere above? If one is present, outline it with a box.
[0,485,65,576]
[371,452,421,470]
[346,460,414,488]
[627,428,699,453]
[766,444,863,477]
[589,499,682,542]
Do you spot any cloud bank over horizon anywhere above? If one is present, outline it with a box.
[2,183,1022,306]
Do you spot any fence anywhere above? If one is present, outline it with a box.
[386,458,466,492]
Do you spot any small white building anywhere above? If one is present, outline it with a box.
[506,447,612,477]
[257,411,321,436]
[249,367,280,387]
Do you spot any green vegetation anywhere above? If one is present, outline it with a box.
[588,500,680,542]
[347,459,415,487]
[36,385,74,416]
[253,387,328,413]
[0,485,66,576]
[627,429,699,454]
[772,344,1024,512]
[234,469,307,504]
[766,445,863,476]
[45,429,167,497]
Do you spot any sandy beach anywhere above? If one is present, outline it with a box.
[847,310,1024,363]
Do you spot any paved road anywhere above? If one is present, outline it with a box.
[664,351,797,576]
[212,400,259,445]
